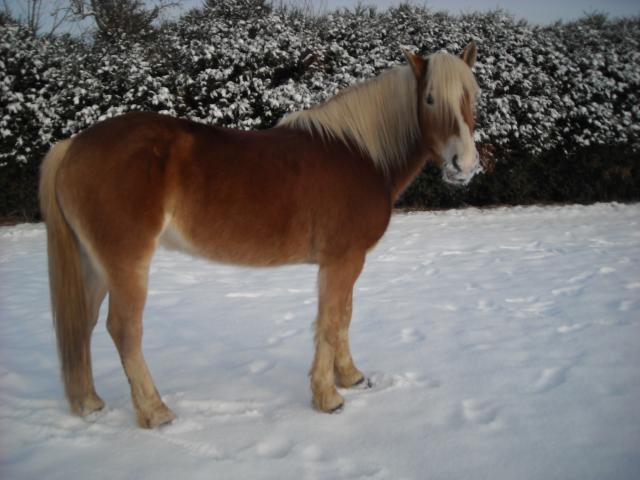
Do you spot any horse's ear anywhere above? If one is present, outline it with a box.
[460,41,477,68]
[403,49,427,80]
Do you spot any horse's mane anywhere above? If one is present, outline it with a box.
[278,65,418,174]
[278,52,479,174]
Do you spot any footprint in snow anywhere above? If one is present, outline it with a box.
[248,359,275,375]
[390,274,413,284]
[530,367,567,394]
[274,312,296,326]
[161,418,204,434]
[173,273,200,285]
[423,267,439,276]
[441,250,465,256]
[169,396,262,422]
[551,285,583,297]
[267,328,301,346]
[557,324,584,334]
[511,299,558,318]
[435,303,458,312]
[255,436,292,459]
[149,430,225,459]
[618,299,638,312]
[400,327,425,343]
[505,296,538,304]
[344,371,429,403]
[462,399,500,426]
[226,292,264,299]
[147,290,181,307]
[476,299,495,311]
[302,444,325,462]
[567,271,593,284]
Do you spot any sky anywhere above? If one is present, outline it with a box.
[3,0,639,33]
[180,0,639,25]
[318,0,640,24]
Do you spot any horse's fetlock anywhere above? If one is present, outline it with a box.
[335,365,364,388]
[312,386,344,413]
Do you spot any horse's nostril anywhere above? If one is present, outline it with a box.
[452,154,461,172]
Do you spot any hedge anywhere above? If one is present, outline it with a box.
[1,3,639,220]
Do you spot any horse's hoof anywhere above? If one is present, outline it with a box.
[312,389,345,413]
[137,404,176,429]
[71,393,106,417]
[353,376,373,389]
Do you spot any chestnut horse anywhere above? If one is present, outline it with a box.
[40,44,480,428]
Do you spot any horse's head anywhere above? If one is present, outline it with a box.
[405,43,481,186]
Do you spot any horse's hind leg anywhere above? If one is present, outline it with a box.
[71,255,108,414]
[311,253,365,412]
[334,291,366,388]
[106,266,175,428]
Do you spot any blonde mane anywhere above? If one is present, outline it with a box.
[278,51,479,174]
[278,65,419,174]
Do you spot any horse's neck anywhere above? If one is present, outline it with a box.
[387,145,428,202]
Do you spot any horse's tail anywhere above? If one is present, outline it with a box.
[39,139,91,409]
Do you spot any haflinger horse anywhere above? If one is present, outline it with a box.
[40,43,481,428]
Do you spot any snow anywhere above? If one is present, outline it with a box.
[1,204,639,479]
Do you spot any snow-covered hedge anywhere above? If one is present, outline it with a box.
[1,4,639,218]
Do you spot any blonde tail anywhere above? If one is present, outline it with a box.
[39,140,99,414]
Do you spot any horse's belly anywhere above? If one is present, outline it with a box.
[158,222,201,256]
[158,218,313,266]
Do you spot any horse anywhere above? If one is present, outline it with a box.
[39,43,481,428]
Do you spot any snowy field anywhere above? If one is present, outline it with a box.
[1,204,639,480]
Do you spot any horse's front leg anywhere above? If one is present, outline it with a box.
[311,253,364,412]
[334,291,366,388]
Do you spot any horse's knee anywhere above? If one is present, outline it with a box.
[106,314,125,346]
[106,312,141,354]
[315,320,340,347]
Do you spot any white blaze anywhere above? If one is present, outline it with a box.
[441,111,481,185]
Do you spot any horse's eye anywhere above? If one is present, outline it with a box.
[426,94,434,105]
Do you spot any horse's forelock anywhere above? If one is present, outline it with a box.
[425,52,479,130]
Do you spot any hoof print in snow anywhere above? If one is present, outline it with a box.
[531,367,567,393]
[462,399,500,426]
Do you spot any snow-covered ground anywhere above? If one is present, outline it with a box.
[1,204,639,479]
